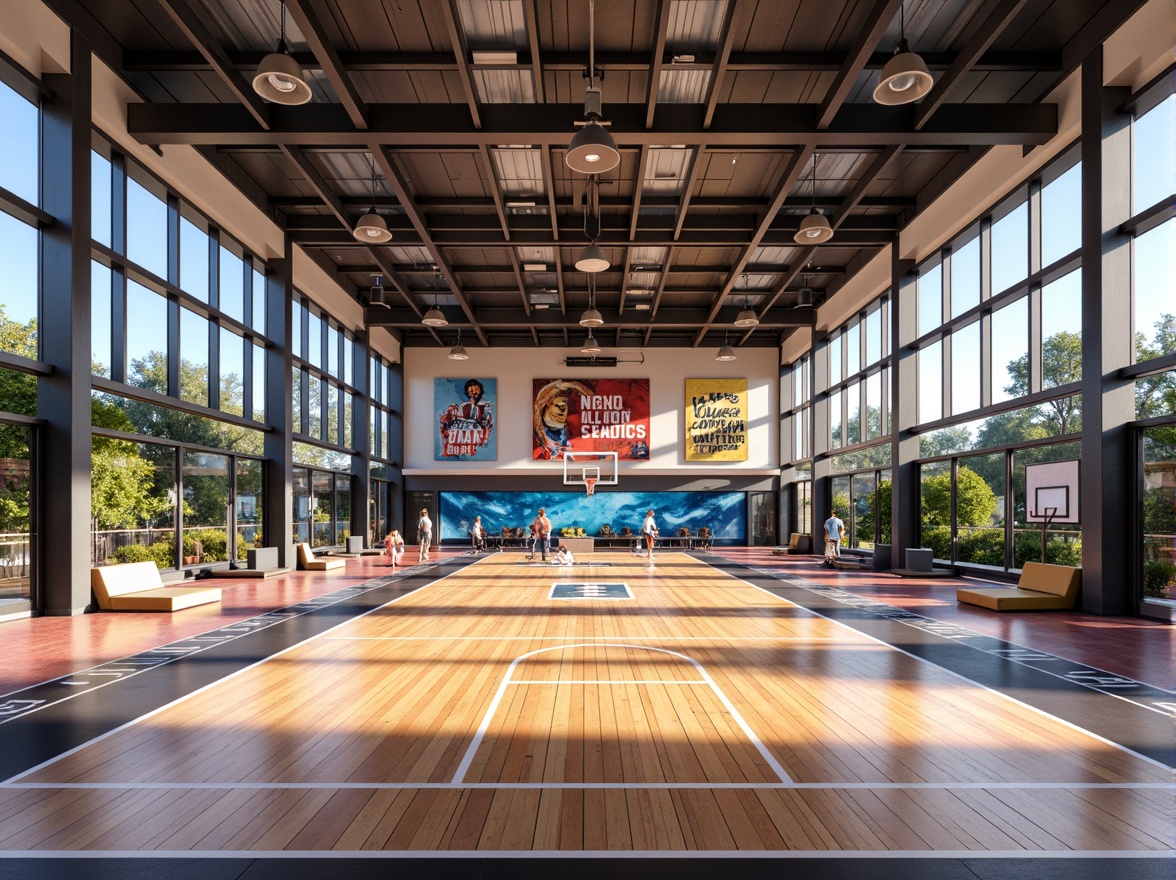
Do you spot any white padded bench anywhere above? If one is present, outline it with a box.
[297,542,346,572]
[91,561,222,612]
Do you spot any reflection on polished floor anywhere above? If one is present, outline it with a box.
[0,549,1171,877]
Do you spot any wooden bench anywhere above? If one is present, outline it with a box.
[91,561,222,612]
[956,561,1081,611]
[297,542,346,572]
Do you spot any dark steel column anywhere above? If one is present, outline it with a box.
[263,247,294,568]
[810,337,830,548]
[39,31,92,614]
[890,248,919,568]
[387,359,404,531]
[1078,48,1134,614]
[351,328,371,546]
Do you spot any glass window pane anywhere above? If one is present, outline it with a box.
[1041,269,1082,389]
[252,268,267,335]
[337,475,351,543]
[252,342,266,423]
[220,327,244,416]
[845,382,861,445]
[179,307,208,407]
[126,175,169,280]
[370,407,380,459]
[180,216,209,302]
[955,453,1006,567]
[292,301,304,360]
[342,390,352,448]
[1143,427,1176,601]
[1134,95,1175,213]
[126,281,169,391]
[918,263,942,337]
[991,297,1028,403]
[1012,441,1082,568]
[182,451,230,563]
[308,375,322,438]
[91,151,112,248]
[312,470,332,546]
[794,410,804,459]
[0,211,39,348]
[1134,219,1175,359]
[327,383,340,444]
[920,460,951,558]
[0,83,38,206]
[991,201,1028,295]
[881,365,890,434]
[292,367,302,434]
[864,307,881,366]
[1041,162,1081,266]
[91,262,112,377]
[307,309,321,368]
[951,236,980,317]
[92,440,176,569]
[829,389,842,448]
[918,341,943,424]
[343,335,353,387]
[236,458,263,558]
[952,321,981,415]
[865,371,881,441]
[845,322,860,377]
[829,334,842,385]
[293,468,310,544]
[219,245,244,323]
[327,324,339,378]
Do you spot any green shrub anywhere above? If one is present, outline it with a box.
[1143,558,1176,598]
[957,529,1005,566]
[1013,530,1082,568]
[920,525,952,559]
[112,544,157,565]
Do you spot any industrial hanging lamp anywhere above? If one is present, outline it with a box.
[794,153,834,244]
[353,153,392,243]
[575,176,611,272]
[579,273,603,327]
[733,273,759,327]
[421,266,448,327]
[566,0,620,174]
[448,328,468,360]
[581,331,602,355]
[873,1,933,105]
[715,332,736,362]
[253,1,312,105]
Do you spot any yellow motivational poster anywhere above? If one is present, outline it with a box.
[685,378,748,461]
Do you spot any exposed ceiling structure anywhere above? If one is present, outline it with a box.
[55,0,1146,354]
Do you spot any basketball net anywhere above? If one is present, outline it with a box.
[585,477,597,497]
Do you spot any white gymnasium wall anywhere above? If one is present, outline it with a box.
[403,347,779,476]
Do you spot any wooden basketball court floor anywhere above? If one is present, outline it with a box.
[0,552,1171,877]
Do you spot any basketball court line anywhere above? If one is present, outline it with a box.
[0,850,1170,860]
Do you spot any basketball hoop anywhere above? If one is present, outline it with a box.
[585,477,597,497]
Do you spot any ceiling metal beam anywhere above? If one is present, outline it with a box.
[672,148,705,241]
[122,50,1063,74]
[365,304,816,330]
[441,0,482,130]
[268,194,916,210]
[284,0,370,130]
[645,0,672,129]
[153,0,270,129]
[643,247,676,347]
[370,145,487,346]
[478,145,511,240]
[629,144,650,240]
[816,0,902,131]
[336,261,845,277]
[523,0,545,104]
[701,0,745,130]
[914,0,1032,131]
[127,102,1059,147]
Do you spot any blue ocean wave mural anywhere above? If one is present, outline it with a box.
[440,491,745,543]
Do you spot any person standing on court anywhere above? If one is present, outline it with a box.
[642,509,658,561]
[470,515,485,553]
[384,529,405,568]
[529,507,552,561]
[417,508,433,563]
[823,509,845,567]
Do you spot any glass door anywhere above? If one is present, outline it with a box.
[406,491,436,548]
[749,492,775,546]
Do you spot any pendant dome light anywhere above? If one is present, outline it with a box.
[566,0,620,174]
[579,273,604,327]
[794,153,834,244]
[873,2,933,105]
[253,2,312,106]
[575,176,611,272]
[448,328,468,360]
[715,333,737,362]
[421,266,448,327]
[733,273,759,327]
[581,331,602,355]
[353,153,392,243]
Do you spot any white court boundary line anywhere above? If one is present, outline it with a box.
[450,642,793,785]
[7,781,1171,791]
[729,565,1176,775]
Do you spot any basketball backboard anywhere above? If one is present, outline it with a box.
[562,450,618,488]
[1025,460,1080,523]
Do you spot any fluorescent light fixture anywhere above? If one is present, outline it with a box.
[472,50,518,65]
[671,54,695,63]
[633,302,651,311]
[506,200,537,208]
[522,262,548,272]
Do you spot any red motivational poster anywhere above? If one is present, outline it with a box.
[532,378,650,460]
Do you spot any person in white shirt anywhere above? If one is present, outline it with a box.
[642,509,658,561]
[823,510,845,567]
[551,546,574,565]
[417,509,433,562]
[470,516,485,553]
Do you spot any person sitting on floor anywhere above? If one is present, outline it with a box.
[551,546,575,565]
